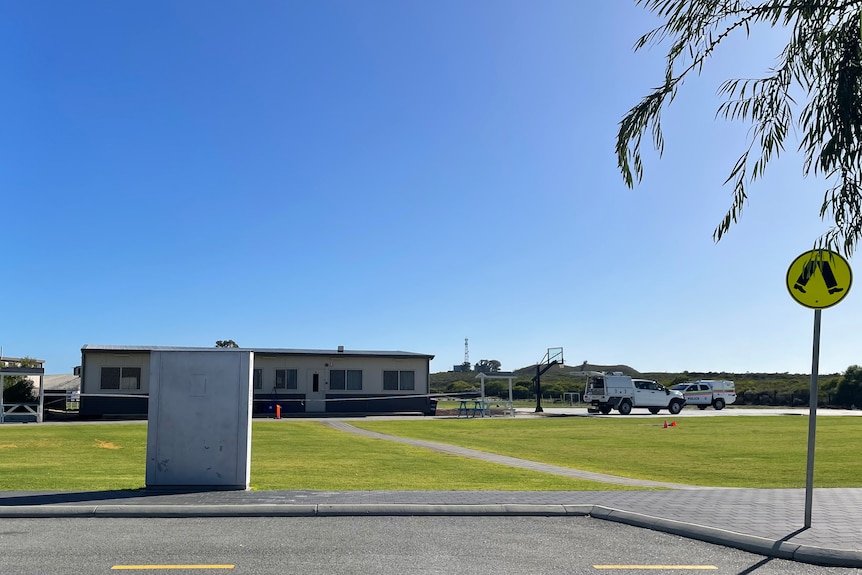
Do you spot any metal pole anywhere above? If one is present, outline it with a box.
[535,365,543,413]
[480,374,486,417]
[805,308,822,528]
[37,374,44,423]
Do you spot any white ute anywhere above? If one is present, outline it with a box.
[583,372,686,415]
[671,380,736,410]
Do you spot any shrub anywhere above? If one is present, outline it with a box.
[2,377,37,403]
[446,381,475,393]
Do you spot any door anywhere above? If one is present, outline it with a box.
[632,380,654,406]
[635,381,662,407]
[305,369,326,413]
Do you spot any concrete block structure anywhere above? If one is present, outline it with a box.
[146,349,253,490]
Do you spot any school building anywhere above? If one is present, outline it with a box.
[79,344,436,417]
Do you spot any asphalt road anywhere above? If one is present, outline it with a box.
[2,516,860,575]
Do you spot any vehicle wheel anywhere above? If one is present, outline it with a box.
[618,400,632,415]
[599,405,612,415]
[648,407,660,414]
[713,398,725,410]
[668,400,683,415]
[697,405,708,410]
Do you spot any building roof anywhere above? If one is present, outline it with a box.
[0,356,46,367]
[43,375,81,391]
[81,344,435,360]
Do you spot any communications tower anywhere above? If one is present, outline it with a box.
[453,338,471,372]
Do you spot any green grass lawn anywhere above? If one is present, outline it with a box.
[0,423,148,491]
[250,422,613,490]
[353,416,862,488]
[0,422,621,492]
[2,416,859,491]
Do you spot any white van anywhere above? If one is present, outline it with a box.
[670,380,736,410]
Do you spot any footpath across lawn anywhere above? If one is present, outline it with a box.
[353,415,862,488]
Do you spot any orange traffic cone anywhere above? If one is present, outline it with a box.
[663,420,668,428]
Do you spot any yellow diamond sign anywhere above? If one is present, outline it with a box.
[786,250,853,309]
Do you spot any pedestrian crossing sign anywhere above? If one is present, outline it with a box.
[786,249,852,309]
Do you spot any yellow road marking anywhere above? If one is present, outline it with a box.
[111,566,234,570]
[594,567,717,570]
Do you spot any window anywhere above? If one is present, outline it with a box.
[400,371,414,390]
[330,369,362,390]
[100,367,141,390]
[253,369,262,390]
[383,371,398,391]
[275,369,297,390]
[384,370,415,391]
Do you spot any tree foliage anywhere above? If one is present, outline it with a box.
[835,364,862,407]
[617,0,862,255]
[215,340,239,348]
[475,359,502,373]
[445,381,475,393]
[1,357,39,403]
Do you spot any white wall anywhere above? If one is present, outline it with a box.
[254,354,429,395]
[82,352,150,394]
[83,349,431,405]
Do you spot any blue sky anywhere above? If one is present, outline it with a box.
[2,1,857,376]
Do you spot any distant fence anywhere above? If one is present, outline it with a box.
[43,391,79,412]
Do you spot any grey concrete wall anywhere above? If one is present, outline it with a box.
[146,350,253,490]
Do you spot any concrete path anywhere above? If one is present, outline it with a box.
[323,420,703,489]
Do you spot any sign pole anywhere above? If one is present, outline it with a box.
[804,308,821,528]
[786,249,851,530]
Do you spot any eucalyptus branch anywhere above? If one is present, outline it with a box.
[618,0,862,255]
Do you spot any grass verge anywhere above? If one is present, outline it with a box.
[0,421,625,492]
